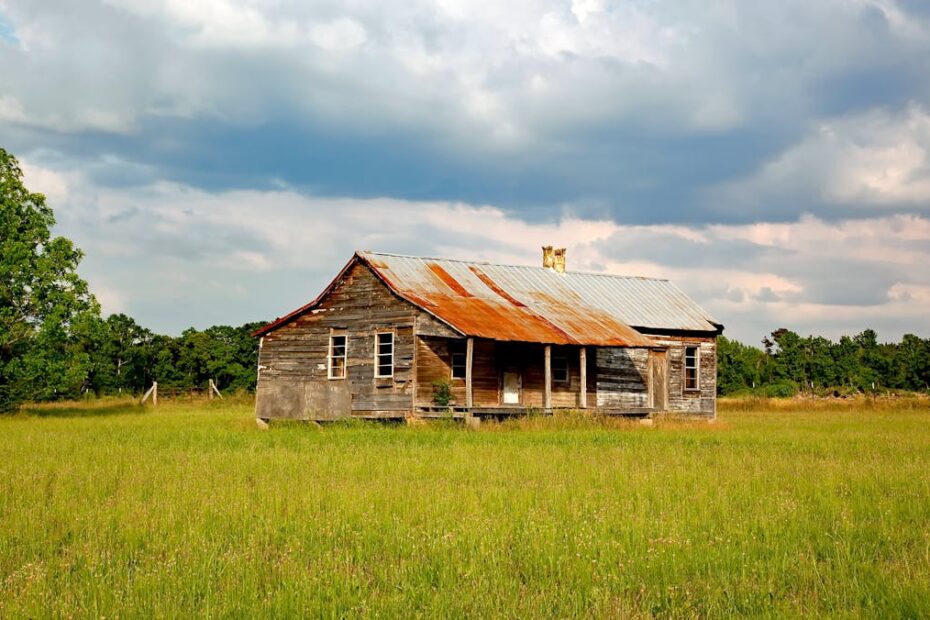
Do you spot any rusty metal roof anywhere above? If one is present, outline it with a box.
[255,251,721,344]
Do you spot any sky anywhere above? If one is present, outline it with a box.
[2,0,930,345]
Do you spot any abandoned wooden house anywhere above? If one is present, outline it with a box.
[252,248,723,423]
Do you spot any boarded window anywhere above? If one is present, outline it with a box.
[329,334,347,379]
[684,346,699,391]
[450,341,467,380]
[552,353,569,383]
[375,332,394,378]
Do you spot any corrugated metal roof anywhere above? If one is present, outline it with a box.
[255,251,721,344]
[359,252,718,344]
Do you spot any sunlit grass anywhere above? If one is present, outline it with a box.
[2,397,929,617]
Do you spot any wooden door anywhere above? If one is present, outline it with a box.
[651,350,668,411]
[502,371,521,405]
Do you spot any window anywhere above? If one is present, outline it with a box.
[328,334,347,379]
[552,353,569,383]
[684,346,699,391]
[450,341,467,380]
[375,332,394,378]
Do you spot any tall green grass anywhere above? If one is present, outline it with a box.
[1,397,929,617]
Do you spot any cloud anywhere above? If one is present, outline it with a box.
[710,105,930,216]
[5,1,930,343]
[21,159,930,343]
[2,0,929,223]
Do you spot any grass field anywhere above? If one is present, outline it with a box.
[2,397,930,618]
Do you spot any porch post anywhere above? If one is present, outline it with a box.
[579,346,587,409]
[544,344,552,409]
[465,337,474,408]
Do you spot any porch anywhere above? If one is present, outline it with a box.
[415,336,667,415]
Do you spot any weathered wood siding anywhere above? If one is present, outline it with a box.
[594,347,651,409]
[416,337,498,406]
[255,258,718,420]
[256,263,445,420]
[416,313,461,338]
[649,334,717,417]
[517,344,583,408]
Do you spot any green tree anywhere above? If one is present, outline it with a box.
[86,314,153,395]
[894,334,930,391]
[765,328,806,387]
[0,148,100,410]
[716,335,768,395]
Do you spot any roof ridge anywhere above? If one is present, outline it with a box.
[358,250,671,282]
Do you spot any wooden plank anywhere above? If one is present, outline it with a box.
[579,346,587,409]
[544,344,552,409]
[411,316,419,409]
[256,263,423,419]
[465,336,474,408]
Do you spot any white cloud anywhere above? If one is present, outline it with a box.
[309,17,366,51]
[711,105,930,211]
[12,0,916,146]
[19,159,70,204]
[4,0,930,342]
[30,161,930,342]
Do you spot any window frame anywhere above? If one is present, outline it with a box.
[552,352,570,384]
[450,341,467,380]
[328,332,348,380]
[374,331,395,379]
[683,345,700,392]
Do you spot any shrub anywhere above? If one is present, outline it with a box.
[762,380,799,398]
[431,380,453,406]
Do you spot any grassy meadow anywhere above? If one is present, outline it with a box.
[1,397,930,617]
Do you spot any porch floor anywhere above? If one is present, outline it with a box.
[414,405,654,419]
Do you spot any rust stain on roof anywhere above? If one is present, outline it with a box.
[426,263,472,297]
[469,266,526,307]
[255,250,721,343]
[364,254,655,347]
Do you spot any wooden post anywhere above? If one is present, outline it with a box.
[152,381,157,407]
[544,345,552,409]
[579,346,587,409]
[141,382,156,405]
[465,337,474,408]
[209,379,223,400]
[647,350,654,409]
[209,378,214,400]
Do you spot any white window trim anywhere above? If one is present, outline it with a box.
[374,331,394,378]
[328,333,347,380]
[683,345,700,392]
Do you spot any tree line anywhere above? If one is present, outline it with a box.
[0,147,264,410]
[718,329,930,397]
[3,147,930,410]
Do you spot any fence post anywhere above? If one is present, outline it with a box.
[209,379,224,400]
[141,381,158,406]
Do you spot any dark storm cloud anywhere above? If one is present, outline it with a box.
[3,0,930,341]
[2,0,929,225]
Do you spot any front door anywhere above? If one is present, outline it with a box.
[502,371,521,405]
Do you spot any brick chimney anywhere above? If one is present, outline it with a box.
[542,246,566,273]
